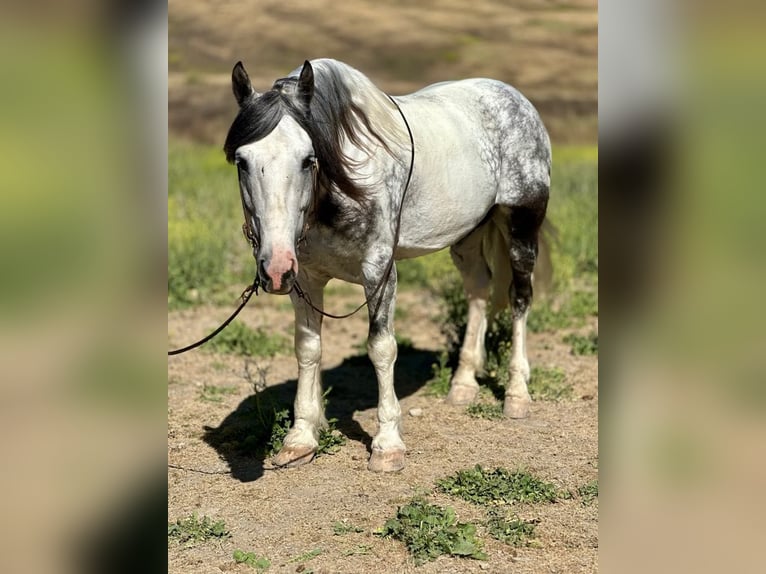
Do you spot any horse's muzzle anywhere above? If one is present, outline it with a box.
[258,253,297,295]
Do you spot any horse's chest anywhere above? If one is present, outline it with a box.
[297,231,369,284]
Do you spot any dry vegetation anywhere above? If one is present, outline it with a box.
[169,0,597,146]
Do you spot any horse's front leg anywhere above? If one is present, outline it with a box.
[364,264,406,472]
[271,272,328,468]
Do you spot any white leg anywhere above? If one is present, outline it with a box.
[365,267,406,472]
[447,228,490,405]
[447,296,487,404]
[272,274,328,467]
[505,308,532,418]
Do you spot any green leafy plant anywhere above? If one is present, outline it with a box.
[233,550,271,571]
[168,513,230,547]
[563,331,598,355]
[437,465,561,505]
[528,366,572,401]
[377,498,487,565]
[207,321,290,358]
[265,408,292,457]
[465,401,503,420]
[485,508,538,547]
[425,351,453,397]
[317,418,346,456]
[577,480,598,505]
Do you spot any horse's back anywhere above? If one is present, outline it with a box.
[404,78,551,206]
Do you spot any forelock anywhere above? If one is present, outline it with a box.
[223,86,305,163]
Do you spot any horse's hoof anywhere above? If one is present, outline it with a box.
[368,448,406,472]
[271,445,316,468]
[504,398,531,419]
[446,384,479,406]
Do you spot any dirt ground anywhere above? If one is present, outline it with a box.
[168,284,598,573]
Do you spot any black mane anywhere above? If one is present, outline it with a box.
[223,64,389,203]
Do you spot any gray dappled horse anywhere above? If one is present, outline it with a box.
[224,59,550,472]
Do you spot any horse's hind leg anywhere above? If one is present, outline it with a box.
[505,204,546,418]
[446,225,490,406]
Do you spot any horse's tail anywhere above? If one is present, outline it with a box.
[482,216,555,316]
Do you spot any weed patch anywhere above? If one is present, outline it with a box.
[317,418,346,456]
[485,508,538,547]
[168,513,230,547]
[263,407,292,457]
[563,331,598,355]
[332,521,364,535]
[529,367,572,401]
[207,321,290,358]
[466,401,503,420]
[577,480,598,505]
[425,351,452,397]
[437,465,561,505]
[377,498,487,565]
[233,550,271,571]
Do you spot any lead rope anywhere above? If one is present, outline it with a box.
[168,93,414,355]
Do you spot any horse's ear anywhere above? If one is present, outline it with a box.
[232,61,256,107]
[297,60,314,108]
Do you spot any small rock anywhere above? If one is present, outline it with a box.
[480,563,489,570]
[408,407,423,417]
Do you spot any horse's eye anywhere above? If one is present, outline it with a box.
[302,155,316,170]
[236,157,249,173]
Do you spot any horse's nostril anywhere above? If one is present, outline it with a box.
[258,259,269,281]
[283,268,296,284]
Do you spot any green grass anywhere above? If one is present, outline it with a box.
[168,513,230,547]
[168,141,252,309]
[529,366,572,401]
[465,401,503,420]
[287,548,322,563]
[168,142,596,309]
[377,497,487,565]
[563,331,598,355]
[485,508,539,547]
[437,465,561,506]
[342,544,372,556]
[233,550,271,571]
[206,321,290,358]
[198,383,238,403]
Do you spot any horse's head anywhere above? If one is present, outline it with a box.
[225,61,317,295]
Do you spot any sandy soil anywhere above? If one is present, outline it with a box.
[168,284,598,573]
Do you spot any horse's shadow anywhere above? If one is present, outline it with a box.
[203,346,438,482]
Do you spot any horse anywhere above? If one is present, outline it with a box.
[224,58,550,472]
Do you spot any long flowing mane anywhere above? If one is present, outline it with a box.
[224,59,404,202]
